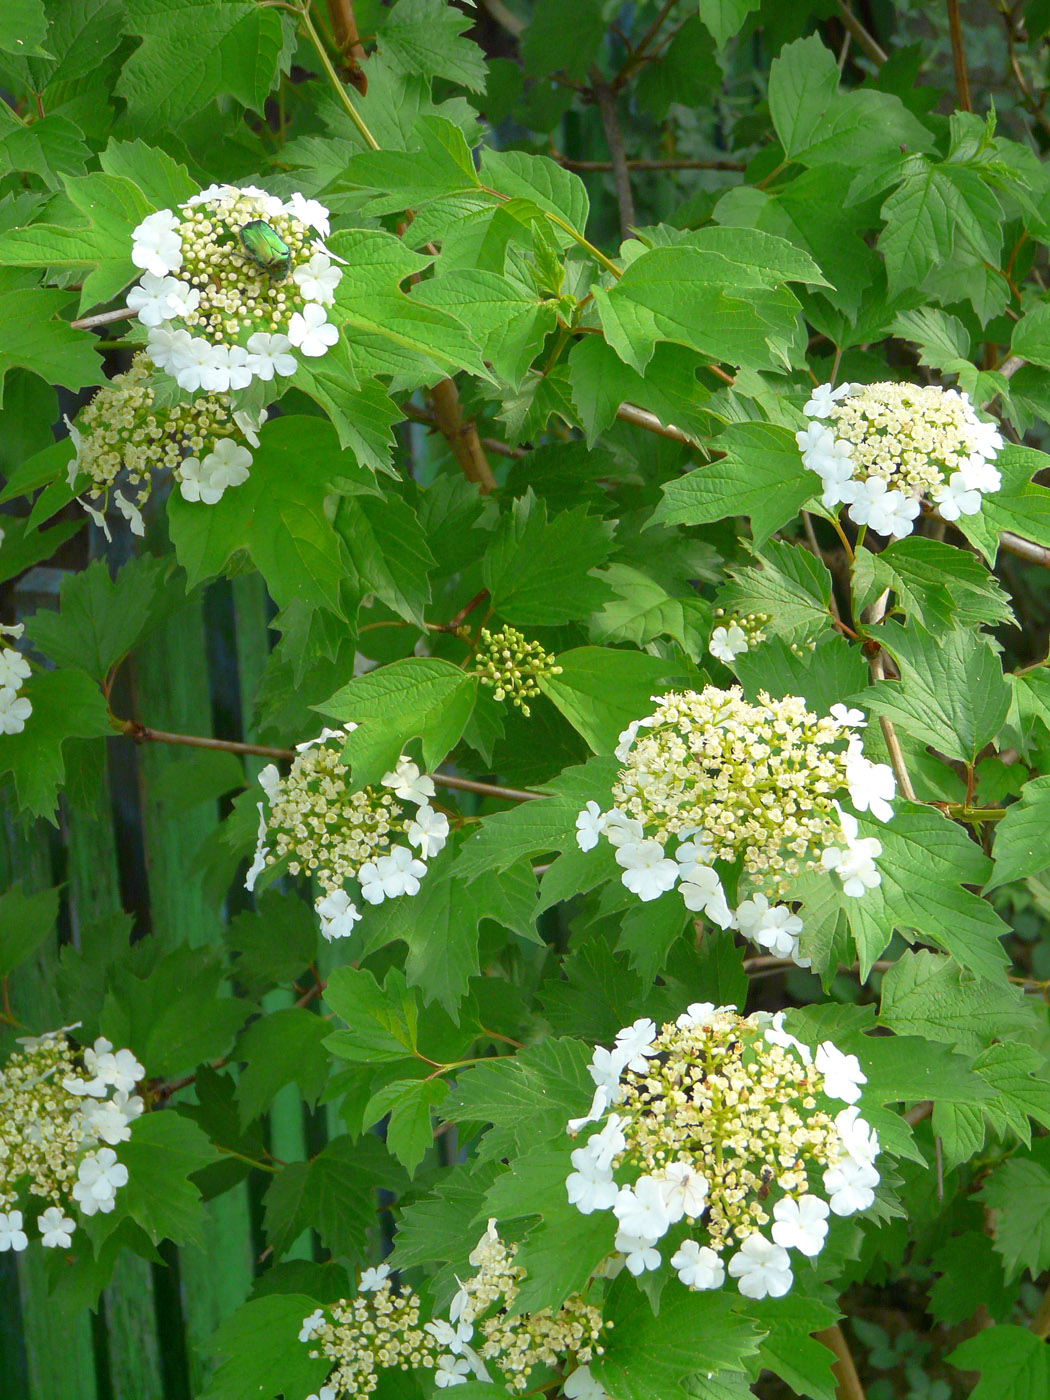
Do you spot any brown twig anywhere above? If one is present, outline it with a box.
[402,402,526,459]
[121,720,539,802]
[1030,1277,1050,1336]
[325,0,367,91]
[70,306,135,331]
[835,2,888,66]
[947,0,973,111]
[590,71,636,239]
[817,1324,868,1400]
[555,156,746,172]
[614,0,678,88]
[428,378,498,494]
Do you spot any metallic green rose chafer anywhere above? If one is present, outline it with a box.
[238,220,292,281]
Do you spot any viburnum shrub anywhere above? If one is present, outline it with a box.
[4,3,1050,1398]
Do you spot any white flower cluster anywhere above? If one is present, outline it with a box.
[473,626,562,717]
[576,688,894,966]
[131,185,340,394]
[796,381,1003,538]
[64,353,264,534]
[0,621,32,736]
[0,1028,145,1253]
[422,1221,608,1394]
[245,728,449,940]
[565,1005,880,1300]
[708,609,769,666]
[298,1266,441,1399]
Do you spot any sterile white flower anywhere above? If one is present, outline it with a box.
[675,1001,717,1030]
[292,251,342,305]
[285,191,331,236]
[586,1114,627,1171]
[678,865,735,927]
[804,382,852,418]
[845,749,896,823]
[146,325,193,372]
[815,1041,867,1104]
[382,757,436,804]
[358,846,427,903]
[614,1231,662,1275]
[315,889,362,941]
[657,1162,709,1221]
[113,491,145,537]
[131,210,183,277]
[233,409,266,448]
[830,704,866,728]
[613,1176,670,1242]
[670,1239,725,1290]
[359,1263,391,1291]
[245,331,297,380]
[201,439,252,494]
[960,454,1001,493]
[0,687,33,735]
[434,1356,471,1388]
[173,336,226,394]
[615,840,679,901]
[299,1308,325,1342]
[834,1106,880,1165]
[179,456,223,505]
[72,1148,128,1215]
[566,1148,618,1214]
[0,1210,28,1252]
[258,763,281,802]
[771,1194,830,1256]
[406,803,449,858]
[762,1011,812,1064]
[588,1046,628,1097]
[614,720,641,762]
[848,476,921,538]
[602,809,644,847]
[816,449,860,509]
[425,1318,475,1354]
[795,421,836,459]
[727,1234,793,1299]
[288,302,338,356]
[563,1365,609,1400]
[614,1018,658,1072]
[38,1206,76,1249]
[567,1084,612,1134]
[709,624,747,664]
[576,800,604,852]
[823,1156,879,1215]
[932,472,982,520]
[244,804,268,892]
[821,808,883,897]
[126,272,184,327]
[0,648,30,689]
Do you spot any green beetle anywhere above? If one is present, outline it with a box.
[238,219,292,282]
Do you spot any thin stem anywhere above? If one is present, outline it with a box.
[428,377,497,494]
[71,306,135,331]
[1030,1277,1050,1336]
[828,513,855,563]
[591,73,635,239]
[298,2,379,148]
[866,593,918,804]
[817,1323,868,1400]
[121,719,540,802]
[947,0,973,112]
[835,2,888,66]
[614,0,677,88]
[554,156,746,173]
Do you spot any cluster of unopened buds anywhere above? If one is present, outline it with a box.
[566,1005,881,1301]
[130,185,340,395]
[473,625,562,716]
[0,1028,145,1253]
[246,726,449,941]
[796,381,1002,538]
[64,353,265,535]
[707,609,769,665]
[576,687,895,967]
[0,619,32,736]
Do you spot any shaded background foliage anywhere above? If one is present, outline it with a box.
[5,2,1050,1399]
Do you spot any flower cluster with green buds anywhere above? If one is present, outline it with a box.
[65,352,264,535]
[796,381,1003,539]
[0,1028,145,1254]
[246,727,449,942]
[298,1267,441,1399]
[576,687,895,965]
[429,1220,608,1393]
[565,1005,880,1301]
[473,626,562,717]
[131,184,340,396]
[0,619,32,736]
[708,608,770,665]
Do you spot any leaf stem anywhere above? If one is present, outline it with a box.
[297,1,379,149]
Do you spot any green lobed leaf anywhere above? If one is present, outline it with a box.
[334,490,435,630]
[95,1113,219,1249]
[200,1294,331,1400]
[851,536,1014,631]
[651,422,815,547]
[0,287,104,403]
[318,656,478,789]
[0,667,112,821]
[0,882,58,977]
[538,647,682,754]
[697,0,762,47]
[986,774,1050,891]
[262,1136,404,1262]
[236,1008,332,1124]
[378,0,487,93]
[950,1326,1050,1400]
[362,1077,449,1175]
[978,1157,1050,1282]
[0,0,48,56]
[323,965,420,1065]
[959,444,1050,563]
[879,950,1033,1053]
